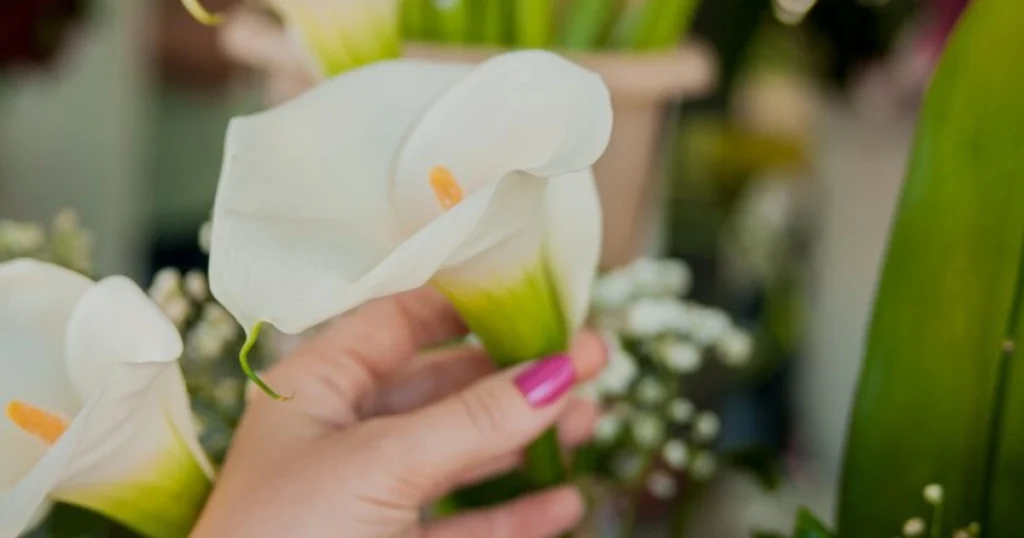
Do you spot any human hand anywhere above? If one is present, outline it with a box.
[192,287,607,538]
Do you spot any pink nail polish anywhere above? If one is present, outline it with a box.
[514,354,575,408]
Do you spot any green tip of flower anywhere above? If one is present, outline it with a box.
[240,322,293,402]
[181,0,224,26]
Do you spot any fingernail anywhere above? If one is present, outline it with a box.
[514,354,575,408]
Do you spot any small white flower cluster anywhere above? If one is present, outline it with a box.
[0,209,94,274]
[584,257,747,499]
[592,257,692,312]
[898,484,979,538]
[148,267,242,366]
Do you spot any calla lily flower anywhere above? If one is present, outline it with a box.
[210,50,612,372]
[0,260,213,538]
[187,0,400,77]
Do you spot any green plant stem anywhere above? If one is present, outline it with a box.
[524,428,567,487]
[435,0,470,43]
[475,0,506,45]
[514,0,552,47]
[559,0,622,50]
[979,237,1024,532]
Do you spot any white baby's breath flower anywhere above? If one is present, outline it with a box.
[149,268,183,305]
[667,398,696,424]
[629,257,692,298]
[162,296,192,328]
[634,376,668,406]
[624,297,690,337]
[597,336,639,396]
[212,378,243,409]
[612,453,644,481]
[657,338,703,373]
[594,414,624,444]
[630,412,665,448]
[592,270,634,311]
[693,411,721,443]
[923,483,944,505]
[645,470,678,499]
[690,451,717,481]
[0,221,45,253]
[717,327,753,367]
[662,439,690,470]
[688,306,731,344]
[902,517,926,537]
[183,270,209,303]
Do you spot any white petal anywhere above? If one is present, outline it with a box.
[64,277,184,400]
[393,50,613,232]
[0,260,90,494]
[543,170,602,330]
[210,60,472,333]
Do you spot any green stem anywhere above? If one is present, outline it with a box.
[524,428,567,488]
[979,237,1024,532]
[514,0,553,47]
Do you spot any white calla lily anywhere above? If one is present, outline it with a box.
[0,260,213,538]
[210,50,611,373]
[187,0,400,77]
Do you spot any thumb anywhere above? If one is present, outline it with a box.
[390,354,576,500]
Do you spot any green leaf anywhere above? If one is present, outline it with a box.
[836,0,1024,536]
[513,0,554,47]
[726,445,784,491]
[752,507,833,538]
[793,508,834,538]
[617,0,699,51]
[558,0,623,50]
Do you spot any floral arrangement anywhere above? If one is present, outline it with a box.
[0,207,749,537]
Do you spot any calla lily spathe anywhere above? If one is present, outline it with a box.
[0,260,213,538]
[210,50,612,361]
[189,0,400,77]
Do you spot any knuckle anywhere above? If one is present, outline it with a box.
[456,388,507,439]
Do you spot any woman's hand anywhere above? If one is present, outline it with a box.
[192,287,607,538]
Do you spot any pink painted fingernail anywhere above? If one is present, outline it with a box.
[514,354,575,408]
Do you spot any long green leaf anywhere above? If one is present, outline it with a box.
[558,0,623,50]
[837,0,1024,536]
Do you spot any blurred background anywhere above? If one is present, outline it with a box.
[0,0,967,535]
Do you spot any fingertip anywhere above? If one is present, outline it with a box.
[569,330,608,382]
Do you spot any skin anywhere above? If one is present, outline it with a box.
[192,287,608,538]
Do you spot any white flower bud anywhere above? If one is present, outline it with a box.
[902,517,926,537]
[612,453,643,480]
[667,398,696,424]
[149,267,183,304]
[635,376,668,406]
[198,220,213,254]
[594,414,624,444]
[646,470,678,499]
[657,338,703,373]
[597,336,639,396]
[0,221,45,253]
[183,270,209,302]
[624,297,693,337]
[693,411,721,443]
[629,257,692,298]
[592,270,634,311]
[717,327,753,367]
[662,439,690,470]
[690,451,717,481]
[688,306,731,344]
[630,412,665,448]
[923,483,944,505]
[162,296,192,327]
